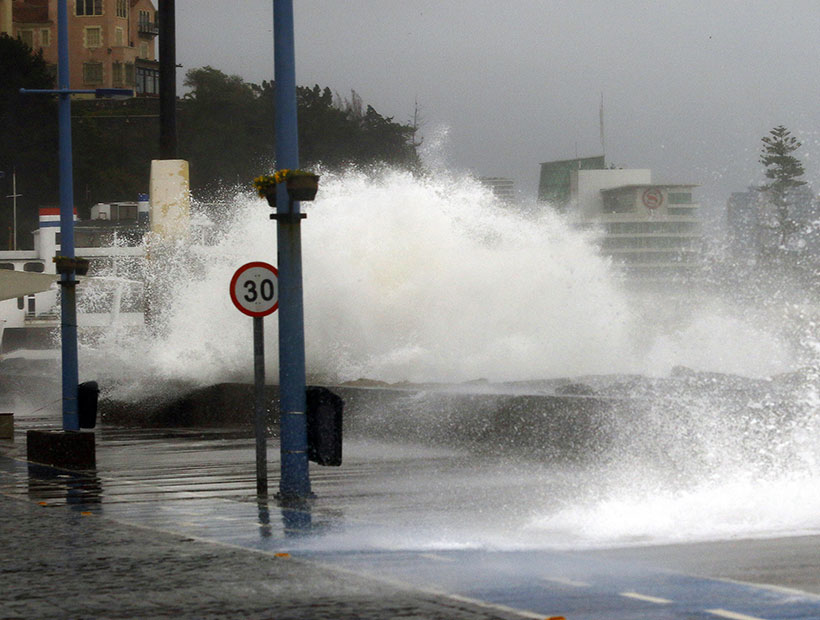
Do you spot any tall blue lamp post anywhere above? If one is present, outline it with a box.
[273,0,311,500]
[20,0,131,431]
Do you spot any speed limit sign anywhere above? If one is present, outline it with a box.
[230,262,279,317]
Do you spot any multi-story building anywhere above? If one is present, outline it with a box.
[1,0,159,96]
[538,156,606,211]
[539,156,703,282]
[479,177,516,204]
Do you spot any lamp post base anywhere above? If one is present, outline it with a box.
[26,430,95,469]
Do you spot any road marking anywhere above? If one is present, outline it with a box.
[418,553,456,562]
[445,593,554,620]
[706,609,770,620]
[715,577,820,600]
[620,591,672,604]
[542,576,590,587]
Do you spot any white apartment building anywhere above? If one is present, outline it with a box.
[540,158,703,282]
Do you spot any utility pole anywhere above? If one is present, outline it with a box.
[19,1,130,470]
[273,0,311,500]
[20,1,133,434]
[158,0,177,159]
[5,168,21,250]
[56,0,79,431]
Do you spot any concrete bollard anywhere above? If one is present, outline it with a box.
[0,413,13,440]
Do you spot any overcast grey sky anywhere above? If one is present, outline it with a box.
[176,1,820,210]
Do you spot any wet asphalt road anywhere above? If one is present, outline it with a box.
[2,411,820,619]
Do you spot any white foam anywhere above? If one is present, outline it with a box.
[86,167,806,388]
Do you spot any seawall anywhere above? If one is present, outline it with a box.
[100,383,630,462]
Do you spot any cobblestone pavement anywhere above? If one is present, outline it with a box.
[3,417,820,619]
[0,491,528,620]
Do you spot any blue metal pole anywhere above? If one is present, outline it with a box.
[57,0,79,431]
[273,0,311,499]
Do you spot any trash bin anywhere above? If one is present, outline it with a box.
[305,386,343,466]
[78,381,99,429]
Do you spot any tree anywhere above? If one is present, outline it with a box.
[178,66,268,193]
[759,125,806,249]
[72,97,161,209]
[1,54,421,232]
[0,34,58,249]
[178,70,420,197]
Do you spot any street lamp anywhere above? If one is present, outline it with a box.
[19,0,133,432]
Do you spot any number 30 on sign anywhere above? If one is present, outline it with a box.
[230,262,279,317]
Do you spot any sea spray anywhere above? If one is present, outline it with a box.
[76,166,820,548]
[83,167,805,394]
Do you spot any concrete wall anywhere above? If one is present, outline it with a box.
[99,383,627,464]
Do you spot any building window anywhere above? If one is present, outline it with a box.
[83,62,103,84]
[125,62,135,86]
[118,205,137,220]
[18,29,34,49]
[136,65,158,95]
[17,297,24,310]
[668,206,697,216]
[0,263,14,270]
[116,0,128,18]
[138,9,151,27]
[112,61,124,86]
[115,27,124,46]
[669,192,693,204]
[40,29,51,47]
[603,192,635,213]
[139,42,149,59]
[76,0,102,16]
[84,26,102,48]
[24,262,44,273]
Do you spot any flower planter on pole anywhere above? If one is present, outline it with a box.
[286,174,319,201]
[253,170,319,208]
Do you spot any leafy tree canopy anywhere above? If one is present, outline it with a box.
[0,54,420,247]
[179,68,420,194]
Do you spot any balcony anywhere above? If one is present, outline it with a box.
[137,21,159,37]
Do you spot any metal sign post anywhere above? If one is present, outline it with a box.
[230,262,279,496]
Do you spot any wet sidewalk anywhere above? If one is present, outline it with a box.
[0,423,532,620]
[3,415,820,620]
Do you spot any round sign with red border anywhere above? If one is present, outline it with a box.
[642,188,664,210]
[230,262,279,317]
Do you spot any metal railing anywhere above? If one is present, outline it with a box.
[137,21,158,36]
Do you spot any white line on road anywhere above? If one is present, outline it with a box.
[620,591,673,604]
[715,576,820,600]
[542,576,590,587]
[446,593,554,620]
[706,609,770,620]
